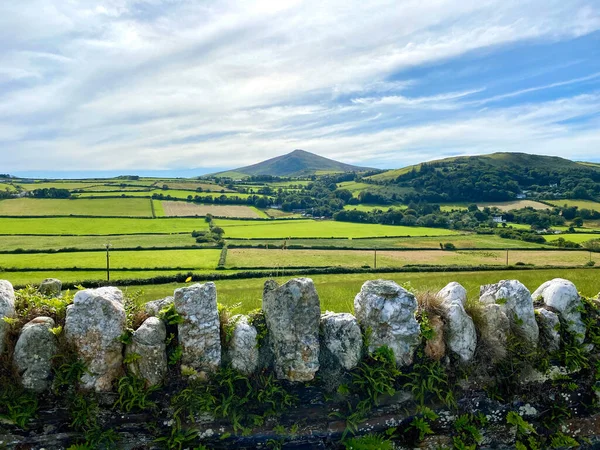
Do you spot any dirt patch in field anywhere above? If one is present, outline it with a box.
[161,201,263,218]
[478,200,550,211]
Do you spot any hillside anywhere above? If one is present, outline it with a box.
[365,152,600,203]
[214,149,374,178]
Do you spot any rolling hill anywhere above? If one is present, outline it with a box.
[213,149,374,178]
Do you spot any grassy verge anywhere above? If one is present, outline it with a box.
[0,198,153,217]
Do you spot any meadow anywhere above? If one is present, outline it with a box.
[75,190,257,200]
[477,200,550,211]
[544,233,600,244]
[128,268,600,311]
[0,248,221,270]
[546,199,600,212]
[226,248,598,269]
[213,218,461,238]
[0,217,208,235]
[0,198,153,217]
[159,201,268,218]
[343,204,406,212]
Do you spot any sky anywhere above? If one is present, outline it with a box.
[1,0,600,177]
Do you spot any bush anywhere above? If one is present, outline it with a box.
[443,243,456,250]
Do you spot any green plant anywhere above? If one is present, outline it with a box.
[114,374,159,412]
[452,413,487,448]
[549,432,579,448]
[0,383,38,429]
[158,302,184,325]
[154,420,198,450]
[169,344,183,366]
[248,309,268,346]
[123,352,142,364]
[400,350,455,407]
[343,433,394,449]
[408,407,438,441]
[52,351,87,392]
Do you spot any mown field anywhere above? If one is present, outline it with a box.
[0,198,152,217]
[343,204,406,212]
[0,249,221,270]
[75,190,257,200]
[546,199,600,212]
[0,217,208,235]
[128,268,600,311]
[159,201,267,218]
[477,200,550,211]
[0,234,199,252]
[226,248,598,269]
[213,219,461,238]
[545,233,600,243]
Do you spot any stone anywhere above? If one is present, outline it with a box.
[480,280,539,346]
[535,308,560,353]
[13,317,57,392]
[354,280,420,366]
[0,280,16,355]
[38,278,62,297]
[533,278,585,343]
[126,317,167,386]
[478,303,510,362]
[226,315,259,376]
[438,282,477,362]
[263,278,321,382]
[144,296,174,316]
[64,286,126,392]
[320,312,362,371]
[424,314,446,361]
[174,283,221,375]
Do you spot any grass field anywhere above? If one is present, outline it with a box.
[17,182,108,191]
[0,234,198,252]
[2,270,192,287]
[160,201,267,218]
[337,181,378,196]
[0,249,221,270]
[544,233,600,244]
[227,234,550,249]
[76,190,257,200]
[343,204,406,212]
[226,248,598,269]
[0,217,209,235]
[262,209,303,218]
[213,219,461,238]
[0,183,17,192]
[478,200,550,211]
[546,199,600,212]
[160,182,231,191]
[125,268,600,311]
[0,198,153,217]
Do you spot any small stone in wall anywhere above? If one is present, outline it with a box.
[126,317,167,387]
[438,282,477,362]
[533,278,585,343]
[38,278,62,298]
[479,303,510,362]
[535,308,560,353]
[480,280,539,346]
[174,283,221,376]
[226,315,259,376]
[354,280,420,366]
[144,296,174,317]
[263,278,321,382]
[64,286,126,392]
[14,316,57,392]
[0,280,16,355]
[320,312,362,371]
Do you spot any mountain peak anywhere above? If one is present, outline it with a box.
[213,150,375,178]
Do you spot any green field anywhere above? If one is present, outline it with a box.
[213,219,461,238]
[17,181,109,191]
[0,183,17,192]
[0,249,221,270]
[76,190,257,200]
[0,234,199,252]
[343,204,406,212]
[226,248,598,269]
[2,270,190,287]
[337,181,376,196]
[226,234,550,249]
[124,268,600,311]
[546,199,600,212]
[0,217,208,235]
[544,233,600,244]
[0,198,153,217]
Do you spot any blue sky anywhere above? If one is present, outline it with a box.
[1,0,600,177]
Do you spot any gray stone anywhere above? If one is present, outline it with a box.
[0,280,16,355]
[354,280,420,366]
[174,283,221,375]
[533,278,585,343]
[320,312,362,371]
[126,317,167,386]
[479,303,510,362]
[14,317,57,392]
[535,308,560,353]
[438,282,477,362]
[144,296,174,316]
[480,280,539,346]
[263,278,321,382]
[64,286,126,392]
[226,315,259,376]
[38,278,62,297]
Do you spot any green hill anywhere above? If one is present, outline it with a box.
[213,149,374,178]
[366,152,600,203]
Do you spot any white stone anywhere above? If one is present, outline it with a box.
[535,308,560,352]
[174,283,221,375]
[478,303,510,362]
[227,315,259,376]
[144,296,174,316]
[38,278,62,297]
[263,278,321,382]
[354,280,420,366]
[126,317,167,386]
[64,287,126,392]
[320,312,362,371]
[0,280,16,355]
[438,282,477,362]
[480,280,539,346]
[533,278,585,343]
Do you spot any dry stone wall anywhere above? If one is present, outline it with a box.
[1,276,600,449]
